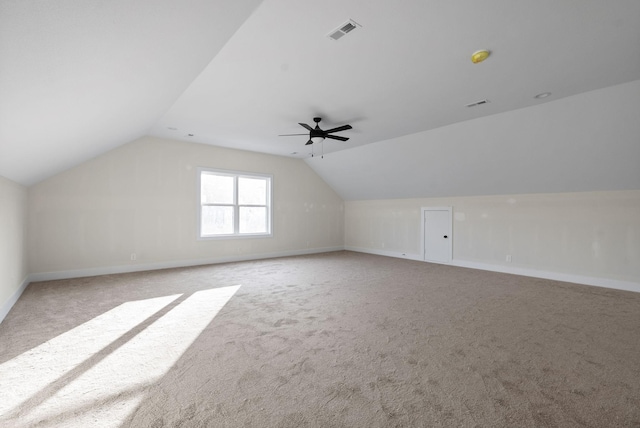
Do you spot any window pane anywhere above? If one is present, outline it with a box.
[201,174,234,204]
[239,207,267,234]
[238,177,266,205]
[201,206,234,235]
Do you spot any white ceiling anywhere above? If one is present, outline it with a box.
[0,0,263,185]
[308,80,640,200]
[1,0,640,189]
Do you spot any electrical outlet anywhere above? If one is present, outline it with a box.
[506,255,512,263]
[130,253,136,261]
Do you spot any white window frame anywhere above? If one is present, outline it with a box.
[198,167,273,239]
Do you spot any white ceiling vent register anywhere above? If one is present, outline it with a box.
[327,19,361,40]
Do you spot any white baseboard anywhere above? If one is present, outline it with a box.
[0,276,30,324]
[449,259,640,294]
[345,247,640,293]
[17,244,640,306]
[28,246,345,283]
[344,246,423,261]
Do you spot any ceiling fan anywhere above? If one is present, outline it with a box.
[279,117,352,146]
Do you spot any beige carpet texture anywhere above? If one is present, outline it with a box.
[1,251,639,427]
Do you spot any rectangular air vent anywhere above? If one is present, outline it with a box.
[465,99,490,108]
[327,19,361,41]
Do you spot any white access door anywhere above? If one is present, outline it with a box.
[423,208,452,263]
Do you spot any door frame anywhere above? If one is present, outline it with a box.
[421,206,453,263]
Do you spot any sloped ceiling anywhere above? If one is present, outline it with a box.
[308,81,640,200]
[1,0,639,197]
[0,0,263,185]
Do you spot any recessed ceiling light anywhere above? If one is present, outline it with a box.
[471,50,490,64]
[534,92,552,99]
[167,127,177,131]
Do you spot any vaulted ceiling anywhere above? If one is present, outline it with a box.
[1,1,639,197]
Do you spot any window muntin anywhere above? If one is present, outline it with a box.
[199,169,272,238]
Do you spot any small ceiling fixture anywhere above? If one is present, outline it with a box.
[327,19,361,41]
[534,92,552,99]
[471,49,490,64]
[465,99,490,108]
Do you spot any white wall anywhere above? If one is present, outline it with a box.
[28,137,344,277]
[346,191,640,289]
[0,175,28,322]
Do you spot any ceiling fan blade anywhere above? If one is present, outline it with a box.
[323,124,352,133]
[326,135,349,141]
[305,139,314,145]
[278,133,309,136]
[299,123,314,131]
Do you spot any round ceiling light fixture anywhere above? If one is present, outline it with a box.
[471,49,490,64]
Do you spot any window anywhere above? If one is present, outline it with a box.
[199,168,272,238]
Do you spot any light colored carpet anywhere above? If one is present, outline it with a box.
[1,251,639,427]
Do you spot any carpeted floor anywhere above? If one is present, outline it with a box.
[1,251,639,427]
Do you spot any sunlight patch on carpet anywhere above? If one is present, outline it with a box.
[0,294,183,414]
[0,285,240,427]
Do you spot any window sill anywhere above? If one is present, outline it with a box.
[197,233,273,241]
